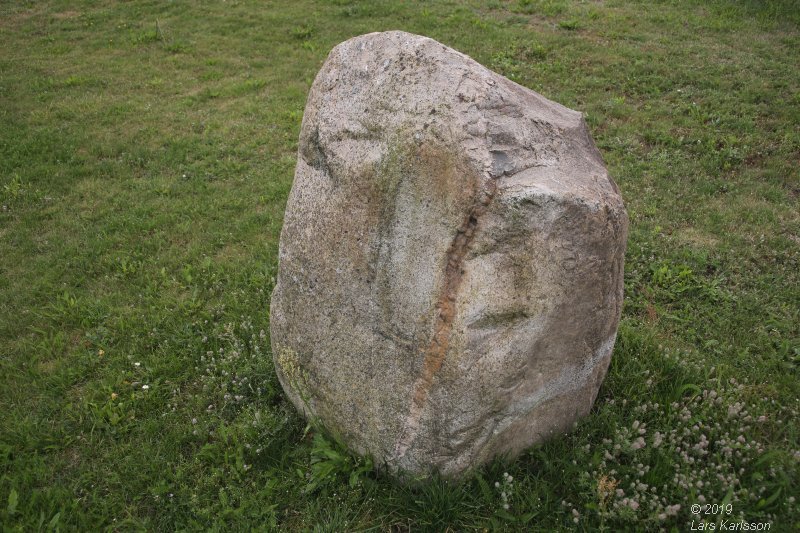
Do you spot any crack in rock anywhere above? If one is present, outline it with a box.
[393,174,498,463]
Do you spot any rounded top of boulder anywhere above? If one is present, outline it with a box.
[301,30,621,208]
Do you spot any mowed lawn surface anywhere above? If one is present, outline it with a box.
[1,0,798,530]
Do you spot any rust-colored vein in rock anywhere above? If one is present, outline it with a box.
[393,176,497,462]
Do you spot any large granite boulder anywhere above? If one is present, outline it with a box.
[270,31,628,478]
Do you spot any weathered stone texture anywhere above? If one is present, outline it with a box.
[270,31,628,478]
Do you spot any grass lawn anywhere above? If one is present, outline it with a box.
[1,0,798,530]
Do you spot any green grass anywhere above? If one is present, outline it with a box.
[1,0,798,530]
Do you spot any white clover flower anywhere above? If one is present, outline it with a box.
[653,432,663,447]
[666,504,680,516]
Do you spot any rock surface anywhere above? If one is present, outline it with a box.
[270,31,628,478]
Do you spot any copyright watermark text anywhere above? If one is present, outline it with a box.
[689,518,771,531]
[688,503,771,530]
